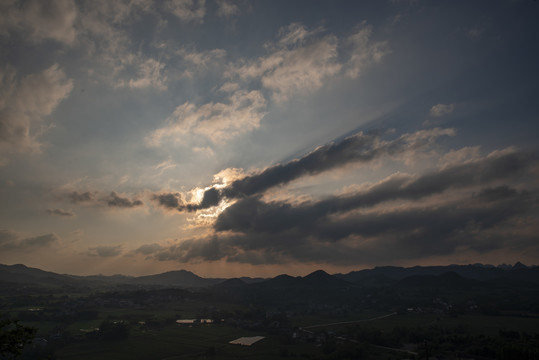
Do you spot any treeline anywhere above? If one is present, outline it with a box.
[16,309,98,323]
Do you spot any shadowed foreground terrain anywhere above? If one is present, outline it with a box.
[1,263,538,359]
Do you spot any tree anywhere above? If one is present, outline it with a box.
[0,317,36,359]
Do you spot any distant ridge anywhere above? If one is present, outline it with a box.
[260,274,303,288]
[0,262,537,291]
[335,262,538,284]
[304,269,332,281]
[0,263,81,287]
[304,269,351,287]
[133,269,222,287]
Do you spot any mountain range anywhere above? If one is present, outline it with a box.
[1,262,537,291]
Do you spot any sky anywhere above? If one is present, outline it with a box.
[0,0,538,278]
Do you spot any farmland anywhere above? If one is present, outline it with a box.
[2,263,539,359]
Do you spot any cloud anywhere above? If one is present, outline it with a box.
[214,148,535,234]
[177,48,227,79]
[262,36,341,103]
[164,128,455,212]
[63,190,145,209]
[146,21,388,148]
[134,243,164,255]
[141,143,539,266]
[277,22,322,47]
[147,89,267,146]
[105,191,143,208]
[47,208,76,217]
[183,187,220,211]
[165,0,205,22]
[87,245,123,257]
[344,23,391,79]
[228,24,341,103]
[315,189,533,255]
[0,229,19,247]
[180,48,226,68]
[119,58,168,91]
[0,229,60,251]
[152,192,182,209]
[223,22,389,101]
[218,82,239,93]
[66,191,95,204]
[438,146,481,168]
[429,103,455,117]
[476,185,518,202]
[76,0,155,87]
[147,185,537,266]
[0,64,73,164]
[216,0,239,18]
[18,234,60,248]
[0,0,78,45]
[154,159,177,175]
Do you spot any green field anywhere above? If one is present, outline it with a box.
[4,276,539,360]
[43,312,538,360]
[304,312,539,336]
[57,324,258,360]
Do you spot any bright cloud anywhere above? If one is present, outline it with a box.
[0,64,73,164]
[345,23,391,79]
[165,0,206,22]
[216,0,239,18]
[123,58,168,91]
[430,103,455,117]
[147,90,267,146]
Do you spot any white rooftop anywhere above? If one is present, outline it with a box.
[229,336,265,346]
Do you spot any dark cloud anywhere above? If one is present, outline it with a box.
[0,230,60,251]
[156,128,455,212]
[47,208,75,217]
[64,190,144,209]
[18,234,60,248]
[134,243,163,255]
[152,193,181,209]
[147,187,536,265]
[476,185,519,202]
[215,149,535,234]
[106,191,143,208]
[312,189,532,246]
[219,128,453,200]
[88,245,123,257]
[183,187,221,211]
[67,191,94,204]
[141,148,539,266]
[221,130,383,198]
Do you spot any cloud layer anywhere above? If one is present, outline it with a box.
[154,128,455,212]
[142,143,538,266]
